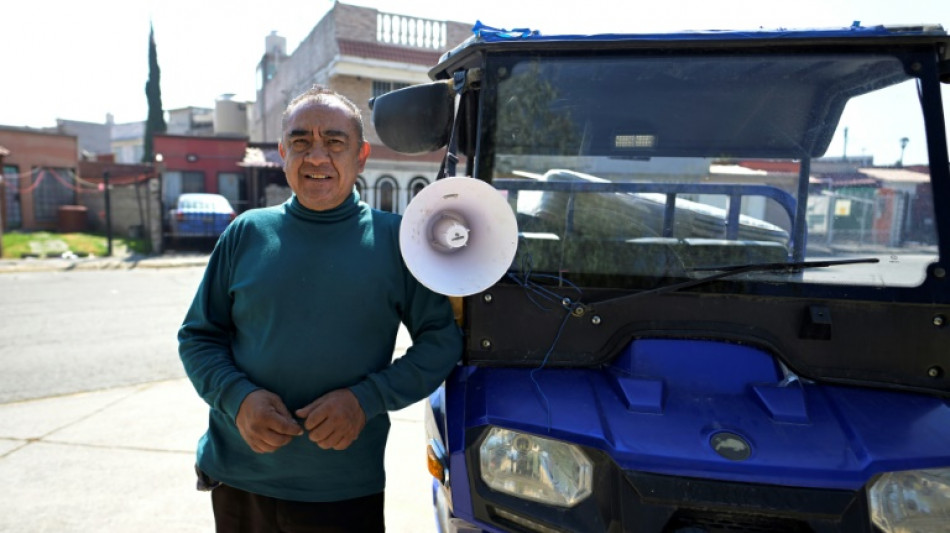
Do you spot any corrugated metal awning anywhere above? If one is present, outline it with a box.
[858,167,929,184]
[239,147,282,168]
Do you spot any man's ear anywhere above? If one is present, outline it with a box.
[278,141,286,159]
[357,141,371,171]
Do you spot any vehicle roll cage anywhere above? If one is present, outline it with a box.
[494,179,803,260]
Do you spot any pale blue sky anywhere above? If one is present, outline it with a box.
[3,0,947,162]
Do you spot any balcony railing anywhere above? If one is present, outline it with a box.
[376,13,447,49]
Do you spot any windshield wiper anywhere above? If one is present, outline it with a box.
[576,257,880,312]
[689,257,881,274]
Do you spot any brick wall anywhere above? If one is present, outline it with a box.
[330,77,374,143]
[334,2,376,41]
[77,178,163,253]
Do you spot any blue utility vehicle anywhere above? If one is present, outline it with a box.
[372,23,950,532]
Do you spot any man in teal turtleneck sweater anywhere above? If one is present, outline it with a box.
[179,86,463,532]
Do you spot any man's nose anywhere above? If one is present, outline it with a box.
[304,144,329,164]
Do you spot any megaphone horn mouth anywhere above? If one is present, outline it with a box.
[400,176,519,297]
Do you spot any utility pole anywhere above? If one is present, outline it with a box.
[104,171,113,257]
[0,175,4,258]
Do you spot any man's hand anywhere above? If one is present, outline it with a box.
[235,389,303,453]
[295,389,366,450]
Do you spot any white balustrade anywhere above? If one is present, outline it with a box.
[376,13,447,49]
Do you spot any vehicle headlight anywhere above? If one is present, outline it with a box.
[869,467,950,532]
[478,427,592,507]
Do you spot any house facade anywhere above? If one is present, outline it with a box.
[167,107,214,137]
[0,127,79,231]
[249,2,473,214]
[111,121,146,164]
[154,134,249,213]
[52,117,113,160]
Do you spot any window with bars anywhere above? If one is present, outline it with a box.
[163,171,206,208]
[376,175,398,213]
[372,80,410,99]
[408,176,429,203]
[33,167,77,222]
[3,165,22,229]
[217,172,247,212]
[182,171,205,194]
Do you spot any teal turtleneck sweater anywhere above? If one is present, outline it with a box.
[178,192,462,502]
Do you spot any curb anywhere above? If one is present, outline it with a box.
[0,254,210,274]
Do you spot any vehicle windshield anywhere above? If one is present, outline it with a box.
[486,51,940,293]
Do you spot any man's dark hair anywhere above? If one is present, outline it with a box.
[282,85,365,142]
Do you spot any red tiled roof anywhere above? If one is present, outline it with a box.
[337,39,443,66]
[78,161,155,184]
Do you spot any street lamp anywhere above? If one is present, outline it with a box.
[152,153,164,254]
[898,137,909,167]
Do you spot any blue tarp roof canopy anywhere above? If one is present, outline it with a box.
[435,23,947,159]
[466,20,947,44]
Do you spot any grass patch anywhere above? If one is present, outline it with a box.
[1,231,149,259]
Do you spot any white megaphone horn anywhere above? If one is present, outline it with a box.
[400,177,519,297]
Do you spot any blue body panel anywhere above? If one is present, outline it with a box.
[175,213,232,237]
[435,339,950,524]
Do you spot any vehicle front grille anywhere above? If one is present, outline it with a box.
[624,470,868,533]
[663,509,812,532]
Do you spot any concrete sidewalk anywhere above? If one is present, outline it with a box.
[0,268,435,533]
[0,379,435,532]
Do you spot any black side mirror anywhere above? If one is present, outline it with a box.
[370,81,454,154]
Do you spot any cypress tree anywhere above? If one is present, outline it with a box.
[143,23,167,163]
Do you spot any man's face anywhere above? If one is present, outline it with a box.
[278,98,370,211]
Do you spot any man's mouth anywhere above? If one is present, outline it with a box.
[304,173,330,180]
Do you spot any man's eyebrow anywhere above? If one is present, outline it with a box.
[287,128,350,139]
[321,128,350,139]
